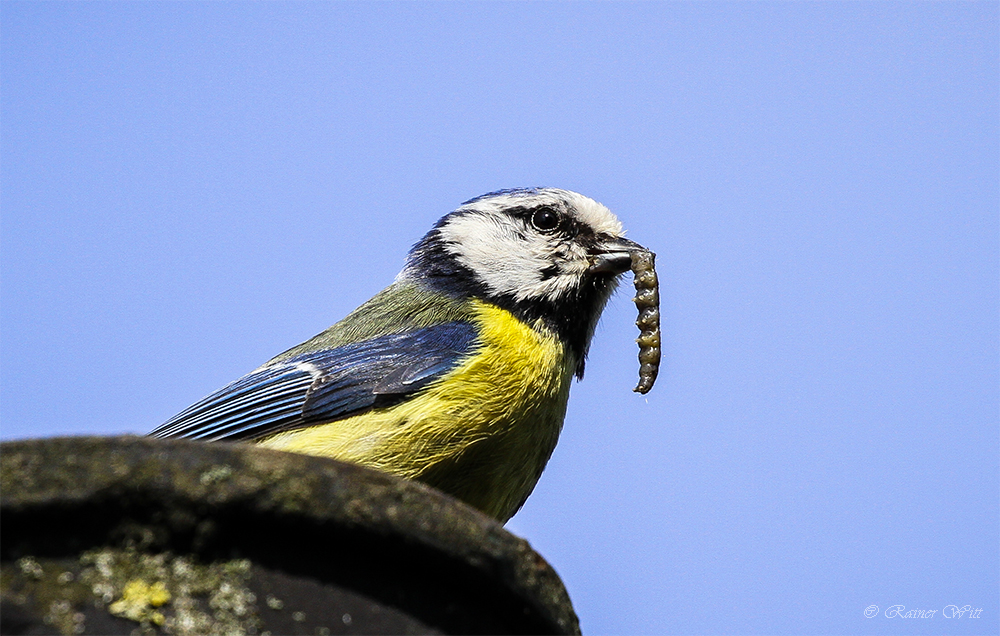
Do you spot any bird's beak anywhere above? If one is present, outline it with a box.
[588,236,647,274]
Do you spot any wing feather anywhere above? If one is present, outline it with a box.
[150,322,477,442]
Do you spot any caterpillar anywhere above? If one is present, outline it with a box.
[630,250,660,394]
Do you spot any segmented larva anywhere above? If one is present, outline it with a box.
[631,250,660,394]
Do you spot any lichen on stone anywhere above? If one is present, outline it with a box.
[199,464,234,486]
[75,548,260,635]
[2,555,93,635]
[107,579,171,625]
[17,556,44,579]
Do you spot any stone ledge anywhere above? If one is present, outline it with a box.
[0,436,580,635]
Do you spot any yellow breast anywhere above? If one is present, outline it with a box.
[258,299,577,522]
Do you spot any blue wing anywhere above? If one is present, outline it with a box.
[150,322,478,442]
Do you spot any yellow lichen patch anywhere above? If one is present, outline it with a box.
[108,579,171,625]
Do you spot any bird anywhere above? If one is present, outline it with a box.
[151,187,651,523]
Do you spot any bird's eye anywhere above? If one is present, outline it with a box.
[531,207,560,232]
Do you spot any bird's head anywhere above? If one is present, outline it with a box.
[400,188,647,375]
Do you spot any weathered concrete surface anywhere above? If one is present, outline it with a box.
[0,436,580,635]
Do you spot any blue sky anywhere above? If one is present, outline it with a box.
[2,2,997,634]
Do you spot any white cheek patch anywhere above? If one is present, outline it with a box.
[439,213,552,300]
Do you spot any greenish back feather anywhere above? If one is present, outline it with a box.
[267,281,475,364]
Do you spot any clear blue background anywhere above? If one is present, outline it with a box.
[2,2,997,634]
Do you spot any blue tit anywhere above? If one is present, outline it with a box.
[151,188,652,523]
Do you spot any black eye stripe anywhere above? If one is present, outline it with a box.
[500,203,591,239]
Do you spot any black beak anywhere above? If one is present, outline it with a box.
[588,236,647,274]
